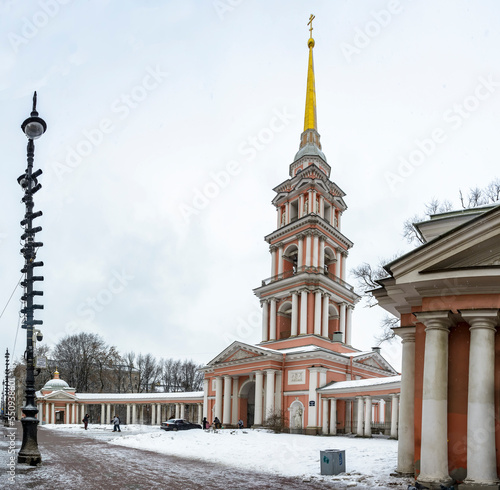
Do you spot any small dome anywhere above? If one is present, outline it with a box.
[42,370,70,391]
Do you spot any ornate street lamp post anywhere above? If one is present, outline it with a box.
[17,92,46,466]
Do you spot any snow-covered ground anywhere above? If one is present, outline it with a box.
[44,424,412,488]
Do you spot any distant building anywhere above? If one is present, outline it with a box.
[200,25,400,436]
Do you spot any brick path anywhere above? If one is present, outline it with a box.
[1,423,345,489]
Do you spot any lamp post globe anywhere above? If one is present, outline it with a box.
[17,92,46,466]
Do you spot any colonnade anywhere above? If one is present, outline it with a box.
[37,401,203,426]
[407,309,500,487]
[212,370,282,427]
[276,189,340,230]
[261,294,353,344]
[321,395,399,437]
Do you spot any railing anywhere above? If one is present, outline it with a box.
[261,266,354,291]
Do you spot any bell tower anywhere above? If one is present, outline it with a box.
[254,17,360,350]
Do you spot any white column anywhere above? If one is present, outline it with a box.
[312,190,317,213]
[223,375,232,425]
[157,404,161,425]
[265,370,275,419]
[330,398,337,435]
[132,404,137,424]
[364,396,372,437]
[261,301,269,342]
[308,189,313,213]
[356,397,364,436]
[312,234,319,267]
[126,405,131,425]
[345,401,352,433]
[322,398,329,434]
[71,403,76,424]
[345,306,353,345]
[277,244,284,276]
[307,368,318,428]
[299,195,304,219]
[106,404,111,424]
[291,292,299,336]
[275,371,282,411]
[65,403,69,424]
[285,202,290,225]
[300,290,308,335]
[80,405,85,424]
[203,379,209,419]
[314,291,322,335]
[305,233,311,267]
[151,404,156,426]
[339,303,346,342]
[180,403,185,419]
[215,376,223,421]
[297,236,303,269]
[254,371,264,426]
[269,299,277,341]
[197,404,203,425]
[100,404,105,424]
[319,237,325,270]
[395,327,415,473]
[461,310,499,486]
[322,294,329,338]
[415,311,453,487]
[175,403,180,418]
[270,246,277,277]
[341,253,346,281]
[231,376,239,426]
[320,195,325,217]
[390,394,399,439]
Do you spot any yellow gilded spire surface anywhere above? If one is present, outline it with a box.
[304,14,317,132]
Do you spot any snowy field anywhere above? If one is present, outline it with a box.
[44,424,412,488]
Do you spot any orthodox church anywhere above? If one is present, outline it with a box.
[200,22,400,436]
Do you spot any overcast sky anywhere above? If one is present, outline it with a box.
[1,1,500,385]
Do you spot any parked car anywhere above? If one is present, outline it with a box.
[160,418,202,431]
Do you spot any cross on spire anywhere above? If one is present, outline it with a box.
[308,14,315,38]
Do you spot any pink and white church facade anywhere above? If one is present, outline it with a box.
[201,28,401,436]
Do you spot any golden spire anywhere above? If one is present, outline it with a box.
[304,14,317,132]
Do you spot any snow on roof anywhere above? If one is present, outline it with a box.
[319,375,401,392]
[37,391,204,401]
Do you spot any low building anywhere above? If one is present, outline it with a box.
[373,205,500,488]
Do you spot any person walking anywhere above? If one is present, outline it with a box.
[83,413,90,430]
[112,414,121,432]
[238,419,243,429]
[213,416,221,429]
[203,417,209,430]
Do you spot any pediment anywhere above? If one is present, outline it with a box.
[423,234,500,271]
[223,349,261,362]
[204,341,280,368]
[353,353,398,375]
[41,390,77,401]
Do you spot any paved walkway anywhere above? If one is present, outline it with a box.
[1,423,342,489]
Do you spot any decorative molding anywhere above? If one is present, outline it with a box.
[288,369,306,385]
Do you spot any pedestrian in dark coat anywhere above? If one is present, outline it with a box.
[83,414,90,430]
[112,415,121,432]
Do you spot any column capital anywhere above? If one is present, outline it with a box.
[269,245,278,252]
[253,370,264,377]
[297,232,305,240]
[308,366,327,374]
[276,241,284,249]
[393,325,415,342]
[223,374,232,380]
[459,308,499,329]
[265,369,278,375]
[413,310,453,331]
[260,299,269,306]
